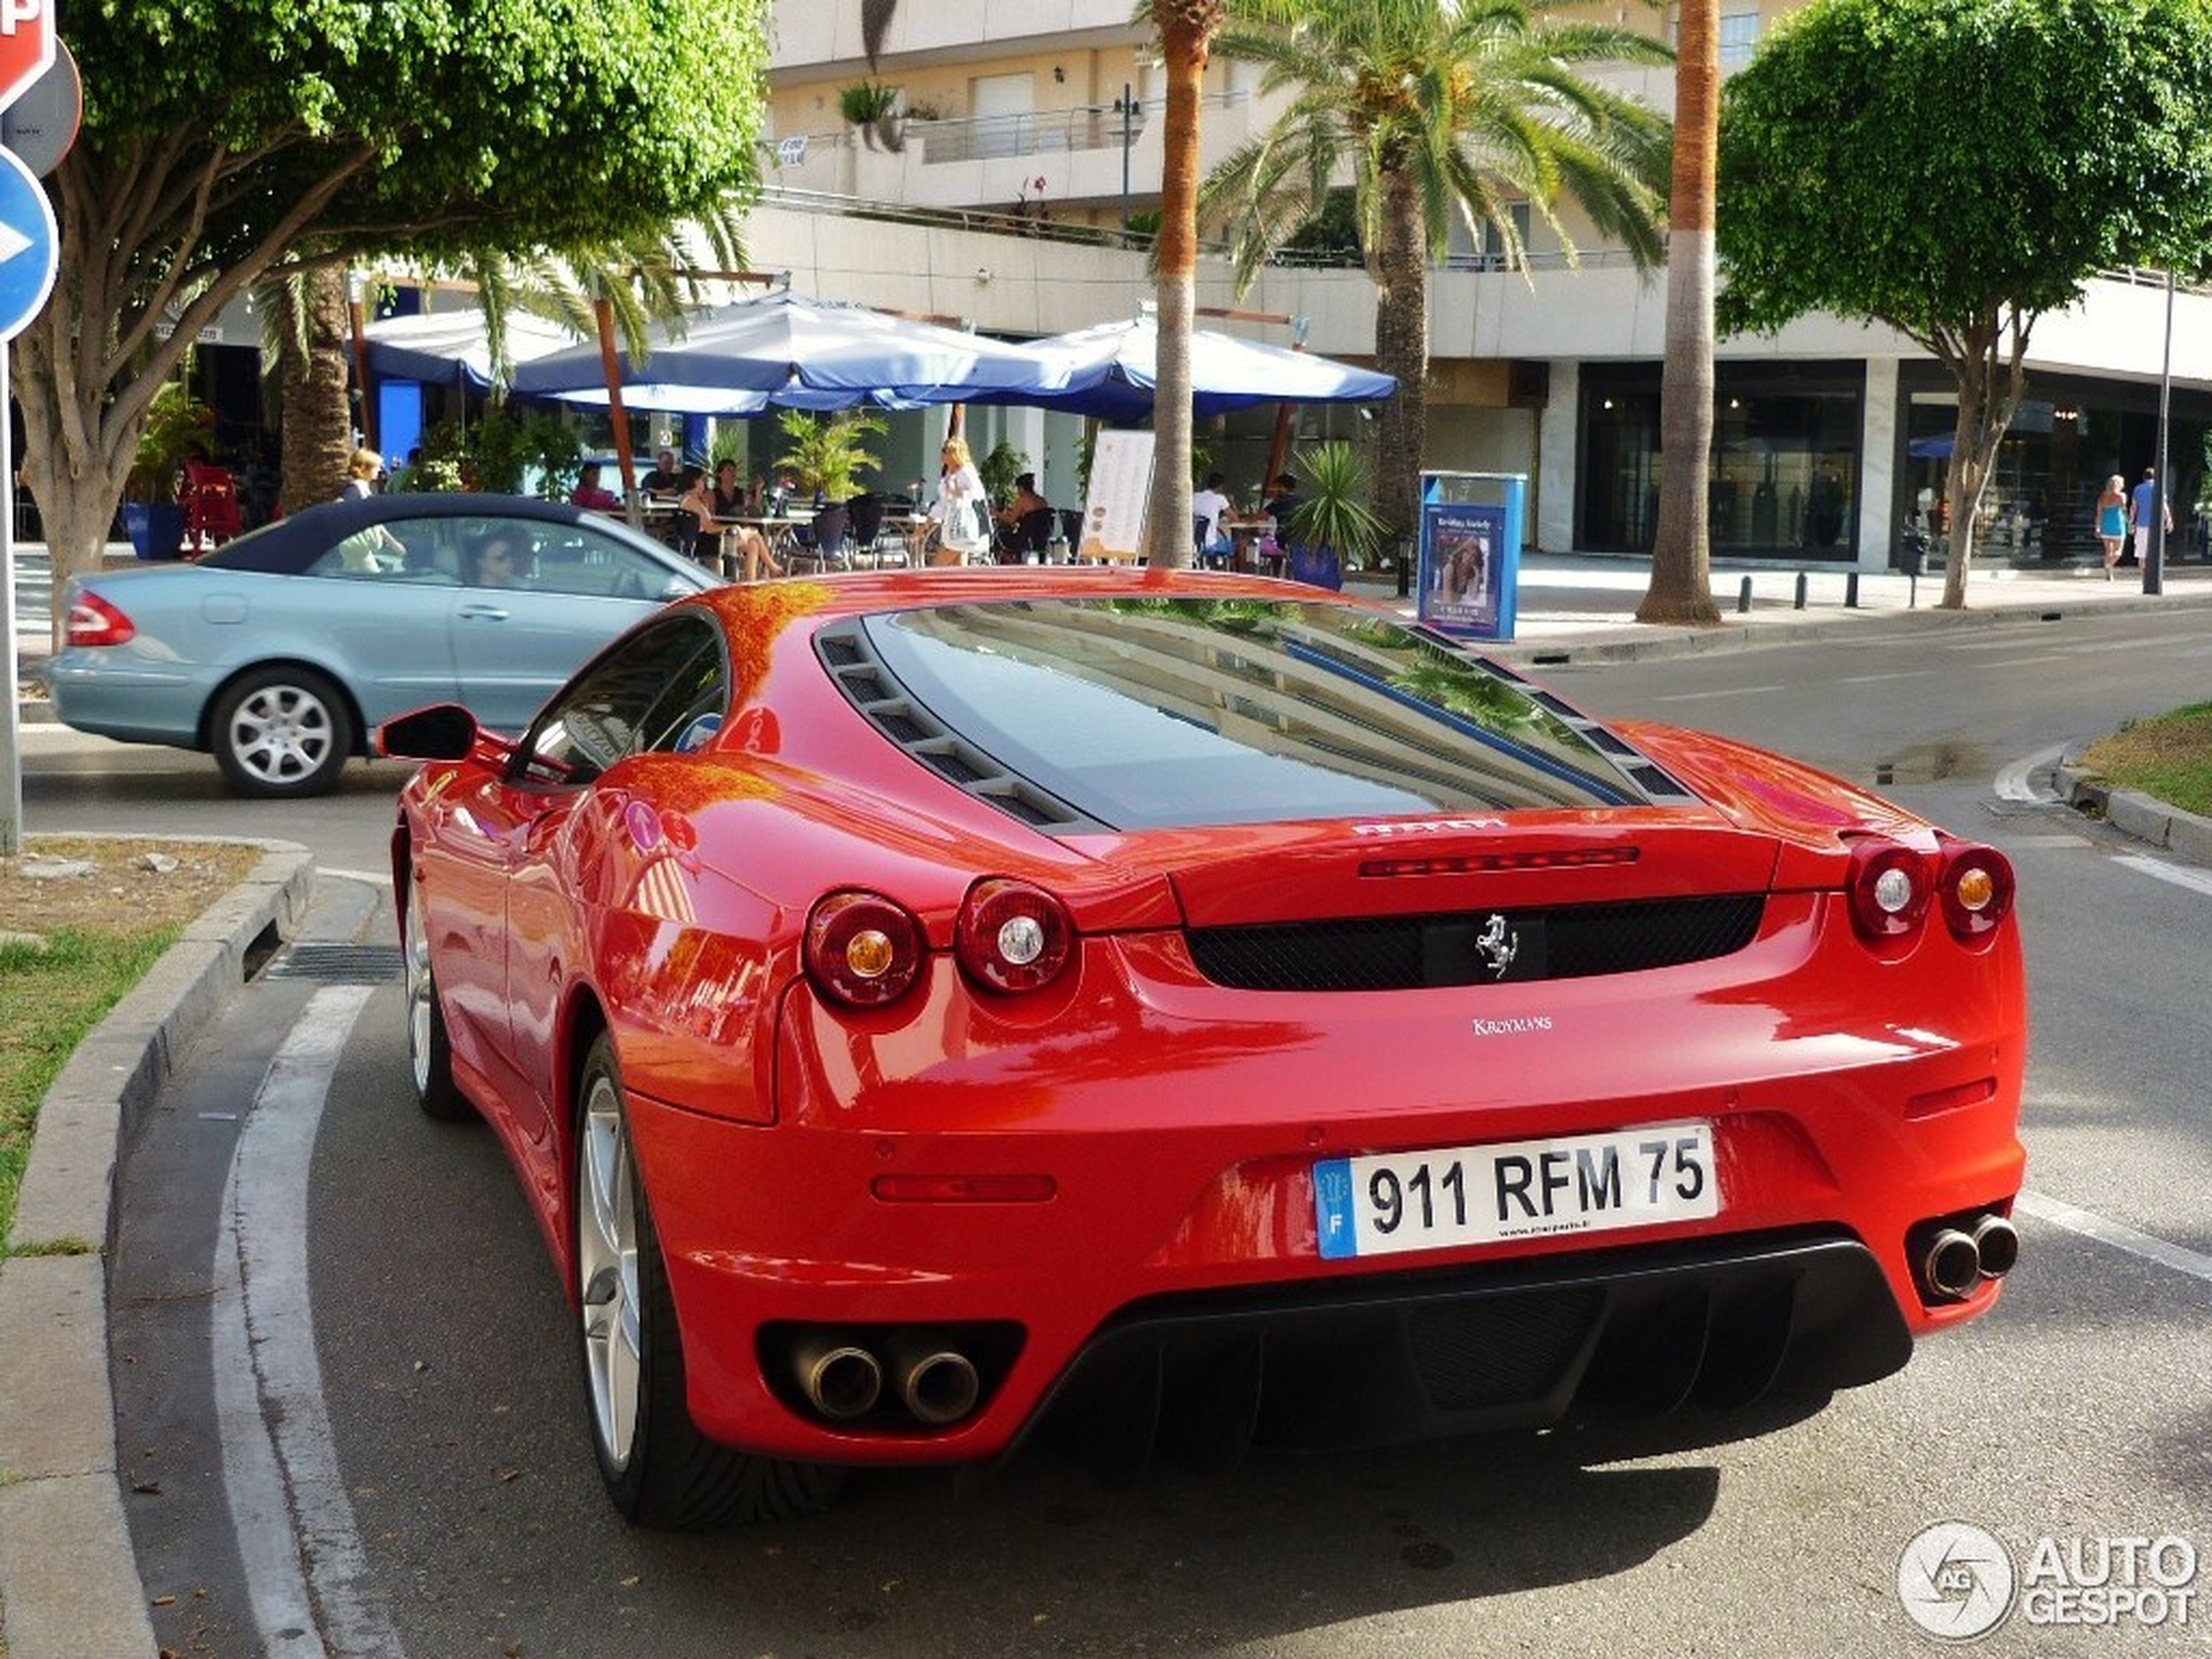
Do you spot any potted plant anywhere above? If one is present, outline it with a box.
[776,409,888,557]
[123,381,215,559]
[839,80,905,152]
[1282,441,1386,590]
[977,440,1028,514]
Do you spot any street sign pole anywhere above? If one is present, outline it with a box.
[0,120,63,856]
[3,346,20,853]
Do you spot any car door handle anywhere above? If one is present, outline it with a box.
[455,604,511,622]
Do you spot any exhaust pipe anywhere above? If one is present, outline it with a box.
[792,1339,884,1420]
[1920,1227,1982,1301]
[1971,1213,2020,1280]
[889,1340,981,1426]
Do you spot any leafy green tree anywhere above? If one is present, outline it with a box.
[1717,0,2212,608]
[1204,0,1671,582]
[24,1,768,645]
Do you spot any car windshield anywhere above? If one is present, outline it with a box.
[846,597,1664,829]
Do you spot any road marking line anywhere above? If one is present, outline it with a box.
[2016,1190,2212,1286]
[1994,745,2067,803]
[320,867,395,890]
[1838,671,1939,684]
[215,983,405,1659]
[1644,685,1789,703]
[2112,853,2212,899]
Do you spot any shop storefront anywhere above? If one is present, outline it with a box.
[1579,361,1865,560]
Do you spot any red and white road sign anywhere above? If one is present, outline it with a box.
[0,0,53,115]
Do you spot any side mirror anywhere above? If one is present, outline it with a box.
[377,704,482,760]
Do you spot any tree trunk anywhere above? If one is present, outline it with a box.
[14,320,136,652]
[1640,0,1723,626]
[1372,162,1428,594]
[1937,313,2027,610]
[279,270,361,513]
[1144,1,1221,570]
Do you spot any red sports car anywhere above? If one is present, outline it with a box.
[385,569,2025,1528]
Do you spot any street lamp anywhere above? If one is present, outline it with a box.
[2148,267,2174,596]
[1114,83,1141,241]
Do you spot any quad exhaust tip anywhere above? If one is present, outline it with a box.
[1914,1209,2020,1303]
[792,1339,885,1420]
[785,1331,985,1427]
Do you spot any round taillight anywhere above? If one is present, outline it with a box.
[1847,840,1931,941]
[1939,843,2015,939]
[954,878,1073,995]
[66,590,136,648]
[804,891,924,1008]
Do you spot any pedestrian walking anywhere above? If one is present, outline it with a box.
[2128,467,2170,569]
[2094,473,2128,578]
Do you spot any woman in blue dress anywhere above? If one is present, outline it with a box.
[2095,473,2128,579]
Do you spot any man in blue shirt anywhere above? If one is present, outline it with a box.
[2128,468,2170,568]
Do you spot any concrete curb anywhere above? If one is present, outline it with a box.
[0,840,315,1659]
[2056,759,2212,867]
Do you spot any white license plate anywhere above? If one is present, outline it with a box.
[1313,1123,1720,1261]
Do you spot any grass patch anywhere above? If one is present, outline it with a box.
[0,927,179,1254]
[2078,701,2212,819]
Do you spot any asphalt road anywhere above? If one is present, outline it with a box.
[22,600,2212,1657]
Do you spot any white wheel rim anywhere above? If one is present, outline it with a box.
[404,887,433,1096]
[228,684,334,784]
[579,1071,643,1468]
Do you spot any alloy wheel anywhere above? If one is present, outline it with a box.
[578,1072,644,1469]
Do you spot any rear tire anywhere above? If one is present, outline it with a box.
[404,876,471,1122]
[573,1032,844,1527]
[210,665,354,798]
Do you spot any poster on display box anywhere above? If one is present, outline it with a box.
[1420,502,1509,638]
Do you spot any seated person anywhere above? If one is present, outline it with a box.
[1258,472,1301,571]
[639,447,684,501]
[994,471,1053,558]
[465,529,529,588]
[680,465,781,582]
[570,462,620,511]
[1191,471,1236,563]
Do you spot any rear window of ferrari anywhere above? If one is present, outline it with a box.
[819,597,1682,830]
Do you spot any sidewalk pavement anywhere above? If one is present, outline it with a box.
[4,551,2212,1659]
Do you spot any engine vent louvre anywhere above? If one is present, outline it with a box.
[816,622,1100,833]
[1187,894,1764,991]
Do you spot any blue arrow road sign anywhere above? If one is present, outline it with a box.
[0,141,55,340]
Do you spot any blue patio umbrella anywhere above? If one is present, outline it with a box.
[968,315,1398,421]
[507,289,1066,413]
[1907,435,1956,459]
[361,310,579,388]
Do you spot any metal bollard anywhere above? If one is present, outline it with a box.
[1844,570,1860,608]
[1737,577,1752,614]
[1793,572,1809,610]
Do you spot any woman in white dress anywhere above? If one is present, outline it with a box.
[915,435,991,565]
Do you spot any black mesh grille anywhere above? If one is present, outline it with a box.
[1186,894,1765,991]
[1409,1287,1603,1411]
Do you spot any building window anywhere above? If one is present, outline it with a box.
[1719,10,1761,68]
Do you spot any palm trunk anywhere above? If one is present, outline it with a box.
[1640,0,1723,626]
[279,269,360,512]
[1145,1,1222,569]
[1372,163,1428,593]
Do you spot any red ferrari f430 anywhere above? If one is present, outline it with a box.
[384,570,2026,1527]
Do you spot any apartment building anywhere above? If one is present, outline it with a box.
[760,0,2212,568]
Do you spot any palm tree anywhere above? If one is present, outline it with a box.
[1637,0,1723,625]
[1146,0,1229,569]
[1205,0,1672,583]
